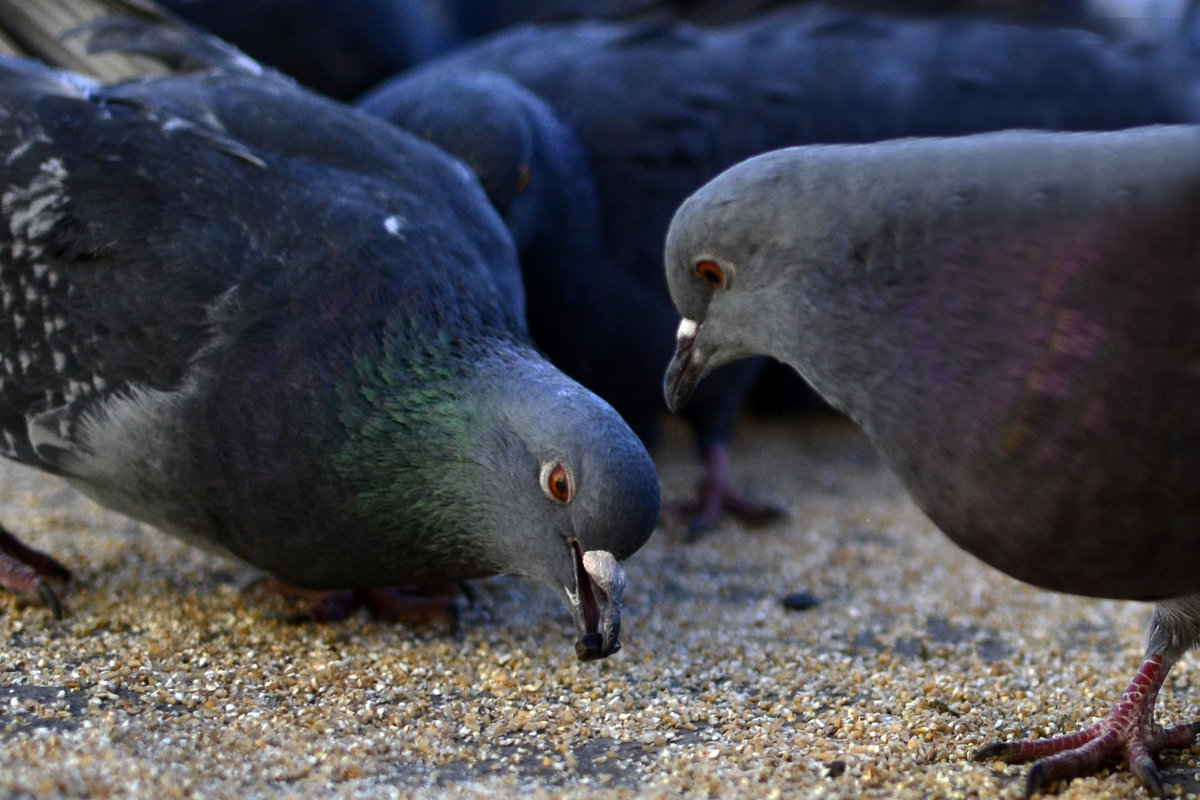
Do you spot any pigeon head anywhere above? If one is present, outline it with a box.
[662,148,838,413]
[330,334,660,662]
[475,358,660,661]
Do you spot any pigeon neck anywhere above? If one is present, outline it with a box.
[325,336,532,584]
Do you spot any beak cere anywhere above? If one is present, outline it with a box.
[664,318,703,413]
[569,540,627,662]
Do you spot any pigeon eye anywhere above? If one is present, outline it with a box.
[540,461,574,504]
[695,259,727,289]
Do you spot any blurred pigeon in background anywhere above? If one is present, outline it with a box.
[156,0,458,98]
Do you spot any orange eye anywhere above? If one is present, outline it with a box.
[695,259,727,289]
[542,462,573,504]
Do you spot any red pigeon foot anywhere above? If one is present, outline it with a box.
[684,444,787,539]
[257,579,467,630]
[0,525,70,619]
[975,654,1200,797]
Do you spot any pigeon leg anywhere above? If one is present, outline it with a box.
[685,443,787,539]
[356,584,465,634]
[976,599,1200,798]
[257,579,466,630]
[0,525,70,619]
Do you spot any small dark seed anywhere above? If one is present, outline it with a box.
[781,592,822,611]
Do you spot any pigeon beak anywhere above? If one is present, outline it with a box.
[664,318,706,413]
[567,539,627,662]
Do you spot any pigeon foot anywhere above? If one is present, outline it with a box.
[684,444,787,539]
[974,654,1200,797]
[257,579,469,631]
[0,525,70,619]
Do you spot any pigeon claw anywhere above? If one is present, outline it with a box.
[569,540,627,662]
[36,581,63,621]
[664,317,705,413]
[0,524,70,618]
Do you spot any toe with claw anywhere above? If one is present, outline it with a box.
[0,524,70,618]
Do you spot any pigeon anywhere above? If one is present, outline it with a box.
[443,0,1092,38]
[363,4,1200,534]
[154,0,458,99]
[663,126,1200,793]
[0,6,660,661]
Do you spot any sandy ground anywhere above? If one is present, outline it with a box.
[0,409,1196,799]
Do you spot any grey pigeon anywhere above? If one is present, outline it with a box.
[0,7,659,661]
[663,126,1200,793]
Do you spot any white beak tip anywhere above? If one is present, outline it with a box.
[676,318,698,339]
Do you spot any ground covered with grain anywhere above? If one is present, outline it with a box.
[0,410,1197,799]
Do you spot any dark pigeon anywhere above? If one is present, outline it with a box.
[444,0,1093,37]
[663,127,1200,794]
[155,0,458,99]
[361,5,1200,535]
[0,6,660,661]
